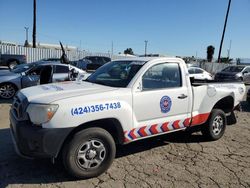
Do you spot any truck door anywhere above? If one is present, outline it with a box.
[21,66,42,88]
[133,62,190,131]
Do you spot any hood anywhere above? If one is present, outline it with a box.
[20,81,118,103]
[0,70,17,76]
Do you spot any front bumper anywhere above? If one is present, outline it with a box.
[9,110,73,158]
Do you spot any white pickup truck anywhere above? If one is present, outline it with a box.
[10,57,245,179]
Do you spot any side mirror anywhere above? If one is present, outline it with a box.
[190,76,195,84]
[242,71,248,75]
[21,72,26,76]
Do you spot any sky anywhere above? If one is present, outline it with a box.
[0,0,250,58]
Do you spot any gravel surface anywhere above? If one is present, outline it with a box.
[0,98,250,188]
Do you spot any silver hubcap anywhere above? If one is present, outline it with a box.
[76,139,106,169]
[212,115,224,135]
[0,84,16,99]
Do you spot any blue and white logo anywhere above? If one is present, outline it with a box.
[160,96,172,113]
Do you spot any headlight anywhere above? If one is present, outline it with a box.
[26,103,59,125]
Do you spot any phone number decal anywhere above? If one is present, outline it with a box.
[71,102,121,116]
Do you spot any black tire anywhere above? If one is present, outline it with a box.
[8,60,18,69]
[201,109,226,141]
[0,83,17,99]
[62,127,116,179]
[247,97,250,105]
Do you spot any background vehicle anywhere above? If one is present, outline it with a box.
[39,58,61,62]
[0,54,27,69]
[73,56,111,72]
[188,67,213,80]
[0,61,84,99]
[10,57,245,179]
[214,65,250,83]
[70,58,92,70]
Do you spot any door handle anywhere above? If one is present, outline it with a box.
[178,94,188,99]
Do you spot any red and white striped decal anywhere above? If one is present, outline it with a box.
[124,113,210,143]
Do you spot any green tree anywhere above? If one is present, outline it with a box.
[220,57,233,63]
[124,48,134,55]
[207,45,215,62]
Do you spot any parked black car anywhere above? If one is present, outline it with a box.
[72,56,111,72]
[214,65,250,83]
[0,54,27,69]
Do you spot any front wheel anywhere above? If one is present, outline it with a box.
[62,127,116,179]
[201,109,226,140]
[0,83,17,99]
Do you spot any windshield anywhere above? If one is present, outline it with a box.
[11,63,36,73]
[87,60,146,87]
[222,66,245,72]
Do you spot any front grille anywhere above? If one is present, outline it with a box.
[11,93,29,120]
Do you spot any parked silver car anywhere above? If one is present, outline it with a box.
[214,65,250,83]
[0,61,84,99]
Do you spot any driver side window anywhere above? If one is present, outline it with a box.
[142,63,181,90]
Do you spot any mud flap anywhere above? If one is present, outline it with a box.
[227,111,237,125]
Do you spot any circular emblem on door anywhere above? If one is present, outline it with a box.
[160,96,172,113]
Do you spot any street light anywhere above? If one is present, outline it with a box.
[144,40,148,56]
[218,0,231,63]
[24,27,29,41]
[24,27,29,47]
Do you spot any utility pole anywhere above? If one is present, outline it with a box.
[111,41,113,58]
[24,27,29,47]
[218,0,231,63]
[32,0,37,48]
[144,40,148,56]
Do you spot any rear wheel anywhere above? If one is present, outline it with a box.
[201,109,226,140]
[62,127,116,179]
[0,83,17,99]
